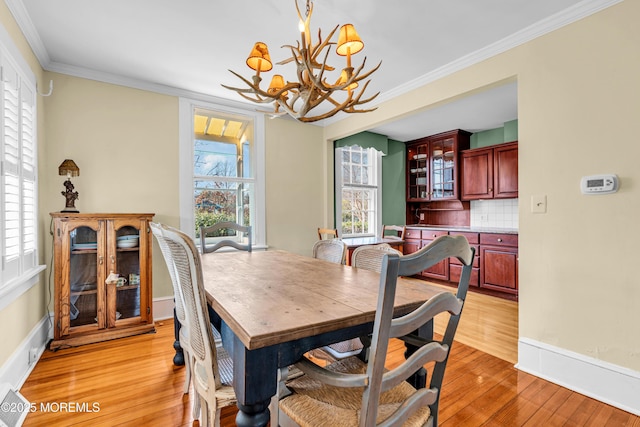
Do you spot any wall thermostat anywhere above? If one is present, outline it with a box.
[580,174,619,195]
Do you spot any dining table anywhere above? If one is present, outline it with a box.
[341,235,404,265]
[195,249,446,427]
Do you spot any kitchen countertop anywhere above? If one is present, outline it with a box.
[406,224,518,234]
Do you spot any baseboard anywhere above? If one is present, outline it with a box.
[517,337,640,416]
[0,315,50,389]
[152,295,176,321]
[1,297,176,391]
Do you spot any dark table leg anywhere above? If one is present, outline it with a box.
[173,306,184,366]
[225,325,277,427]
[403,321,434,389]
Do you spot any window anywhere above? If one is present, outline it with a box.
[179,99,265,248]
[335,145,382,237]
[0,43,43,309]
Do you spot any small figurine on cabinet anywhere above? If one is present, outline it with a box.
[58,159,80,213]
[61,179,79,213]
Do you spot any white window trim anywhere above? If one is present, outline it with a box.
[0,23,44,310]
[0,265,45,312]
[178,98,266,248]
[335,146,382,238]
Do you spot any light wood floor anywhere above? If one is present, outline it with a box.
[426,279,519,364]
[20,295,638,426]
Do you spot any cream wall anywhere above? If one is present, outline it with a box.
[265,118,326,257]
[0,2,46,368]
[41,72,180,302]
[325,1,640,371]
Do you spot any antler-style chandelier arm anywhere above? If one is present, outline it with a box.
[223,0,382,122]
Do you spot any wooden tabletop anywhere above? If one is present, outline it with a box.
[200,249,445,351]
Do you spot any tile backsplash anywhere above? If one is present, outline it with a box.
[470,199,519,229]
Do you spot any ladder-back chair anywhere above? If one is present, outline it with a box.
[279,235,475,427]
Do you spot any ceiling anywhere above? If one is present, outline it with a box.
[13,0,596,141]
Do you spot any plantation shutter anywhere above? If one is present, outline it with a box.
[1,56,36,281]
[1,58,20,280]
[21,84,36,270]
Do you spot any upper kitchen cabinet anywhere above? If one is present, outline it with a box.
[406,129,471,202]
[460,141,518,200]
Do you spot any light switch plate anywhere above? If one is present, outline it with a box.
[531,195,547,213]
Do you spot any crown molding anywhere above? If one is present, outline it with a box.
[4,0,50,65]
[324,0,623,126]
[45,60,260,109]
[6,0,622,122]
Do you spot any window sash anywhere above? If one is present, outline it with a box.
[179,98,265,248]
[335,146,382,238]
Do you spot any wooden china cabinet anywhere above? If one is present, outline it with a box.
[50,213,155,349]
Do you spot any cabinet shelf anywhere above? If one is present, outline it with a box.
[116,284,139,291]
[71,289,98,296]
[71,249,97,254]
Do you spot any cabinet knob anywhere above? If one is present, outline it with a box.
[110,255,115,264]
[433,234,437,238]
[99,255,103,265]
[497,238,503,242]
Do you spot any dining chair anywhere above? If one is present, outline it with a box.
[153,223,236,427]
[312,238,347,264]
[279,235,475,427]
[200,221,252,254]
[381,224,406,240]
[314,244,405,362]
[351,243,403,273]
[317,227,339,240]
[150,223,196,409]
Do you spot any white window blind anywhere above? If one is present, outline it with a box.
[1,53,37,284]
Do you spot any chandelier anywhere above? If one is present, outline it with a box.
[222,0,381,123]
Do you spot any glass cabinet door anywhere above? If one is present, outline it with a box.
[114,224,142,321]
[430,137,455,199]
[68,226,99,328]
[407,141,429,200]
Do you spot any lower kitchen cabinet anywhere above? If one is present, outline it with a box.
[404,228,449,281]
[449,231,480,287]
[404,227,518,300]
[479,233,518,296]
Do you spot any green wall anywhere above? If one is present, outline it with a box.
[382,139,406,226]
[470,119,519,148]
[337,121,519,228]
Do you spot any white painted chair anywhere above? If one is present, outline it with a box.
[152,223,236,427]
[150,223,198,413]
[200,221,252,253]
[351,243,403,273]
[312,239,347,264]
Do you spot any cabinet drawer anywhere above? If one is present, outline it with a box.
[450,244,479,267]
[405,228,423,240]
[480,233,518,247]
[421,229,448,240]
[449,231,479,244]
[450,265,479,287]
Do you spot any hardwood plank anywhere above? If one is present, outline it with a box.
[19,318,638,426]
